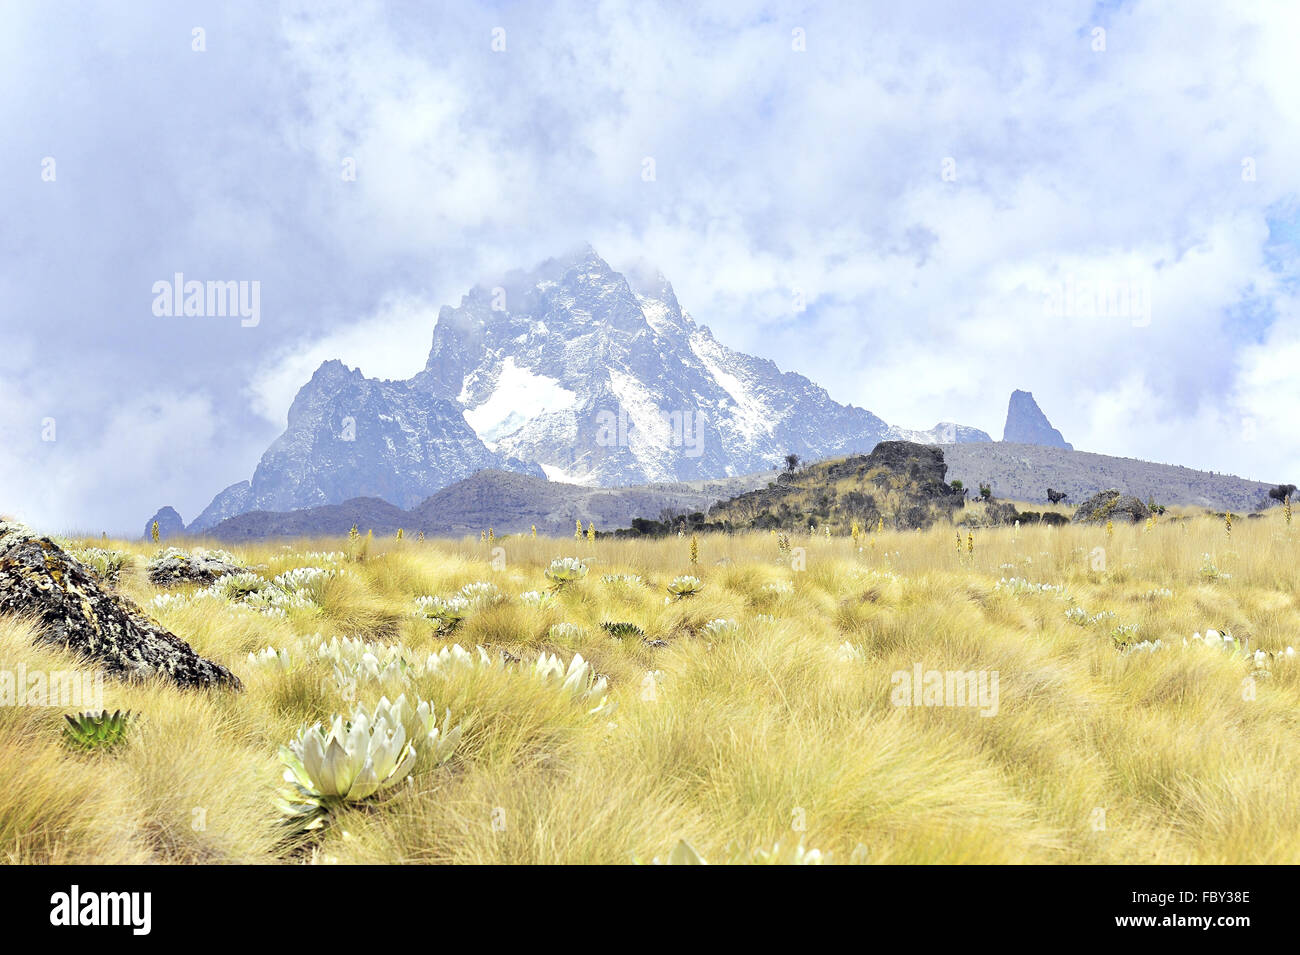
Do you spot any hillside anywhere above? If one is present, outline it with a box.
[199,440,1286,541]
[942,443,1281,512]
[201,468,776,540]
[707,441,964,532]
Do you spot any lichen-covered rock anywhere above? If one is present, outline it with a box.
[1071,489,1151,525]
[0,523,241,690]
[146,546,248,587]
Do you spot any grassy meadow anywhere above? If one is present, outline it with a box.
[3,507,1299,864]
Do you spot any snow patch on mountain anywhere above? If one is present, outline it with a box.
[539,462,598,485]
[885,421,994,445]
[462,357,577,450]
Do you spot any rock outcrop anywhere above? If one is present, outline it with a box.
[708,440,965,532]
[143,506,185,541]
[145,546,249,587]
[0,523,241,689]
[1071,489,1151,525]
[1002,390,1071,449]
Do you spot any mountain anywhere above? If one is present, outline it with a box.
[186,245,988,531]
[200,496,408,541]
[143,506,184,541]
[199,468,777,540]
[1002,390,1071,448]
[188,361,540,531]
[190,481,252,532]
[409,245,900,485]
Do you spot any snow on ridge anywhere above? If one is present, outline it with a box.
[638,297,675,336]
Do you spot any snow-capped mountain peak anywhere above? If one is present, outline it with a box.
[187,247,989,530]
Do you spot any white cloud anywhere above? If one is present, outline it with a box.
[246,294,440,425]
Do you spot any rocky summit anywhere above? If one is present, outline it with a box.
[185,246,989,531]
[1002,390,1071,449]
[143,506,185,541]
[146,546,249,587]
[0,522,241,689]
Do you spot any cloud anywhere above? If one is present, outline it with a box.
[2,0,1299,530]
[245,294,441,425]
[0,384,235,534]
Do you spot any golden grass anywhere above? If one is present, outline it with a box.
[2,510,1298,864]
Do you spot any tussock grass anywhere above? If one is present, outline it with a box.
[1,511,1298,863]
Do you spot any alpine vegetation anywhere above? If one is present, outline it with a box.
[665,575,703,599]
[544,557,590,589]
[278,695,460,830]
[4,509,1300,864]
[63,709,132,753]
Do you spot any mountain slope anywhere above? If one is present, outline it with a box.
[943,442,1276,511]
[193,442,1283,540]
[188,361,539,531]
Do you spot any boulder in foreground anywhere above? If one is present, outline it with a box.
[1071,489,1151,525]
[0,522,241,690]
[146,546,248,586]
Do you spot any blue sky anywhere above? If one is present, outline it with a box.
[2,0,1299,532]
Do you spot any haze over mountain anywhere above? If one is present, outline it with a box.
[186,247,991,531]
